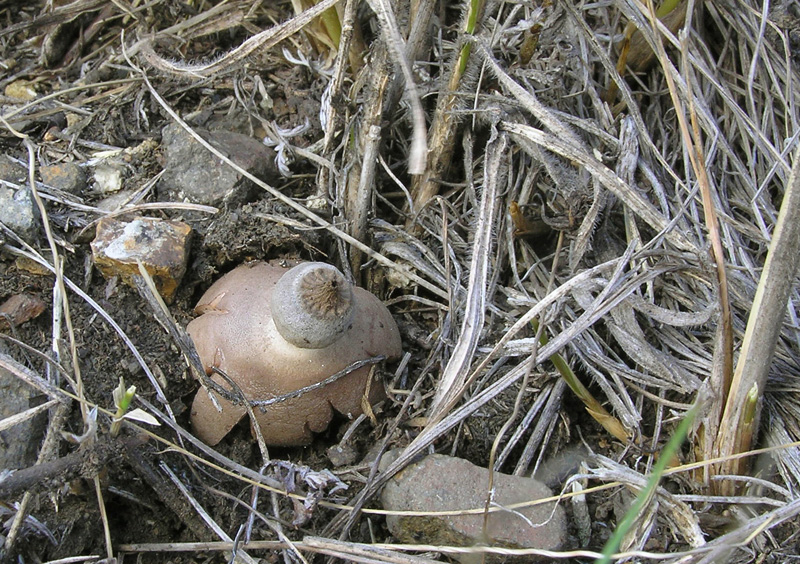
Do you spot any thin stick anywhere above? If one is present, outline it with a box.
[94,476,114,560]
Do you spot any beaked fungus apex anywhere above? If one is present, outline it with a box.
[188,261,402,446]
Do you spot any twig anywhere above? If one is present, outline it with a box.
[0,434,146,500]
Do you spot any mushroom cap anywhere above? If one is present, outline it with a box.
[188,261,402,446]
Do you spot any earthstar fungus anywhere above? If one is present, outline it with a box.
[188,261,402,446]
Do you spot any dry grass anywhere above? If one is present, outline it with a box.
[1,0,799,562]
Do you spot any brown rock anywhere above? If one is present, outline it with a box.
[40,162,86,194]
[91,216,191,302]
[380,452,566,563]
[0,293,46,329]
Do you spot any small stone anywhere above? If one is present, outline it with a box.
[14,256,50,276]
[40,162,86,194]
[0,293,46,328]
[96,190,135,212]
[4,80,37,101]
[43,126,61,142]
[0,356,46,470]
[327,443,360,467]
[0,185,38,243]
[380,452,566,563]
[93,161,124,194]
[157,123,279,207]
[91,216,192,303]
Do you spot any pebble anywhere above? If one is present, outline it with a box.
[380,452,567,563]
[4,80,37,101]
[0,293,46,328]
[40,162,86,194]
[0,156,38,242]
[157,123,279,207]
[326,443,360,467]
[0,184,38,243]
[96,190,135,212]
[0,353,46,470]
[93,161,124,194]
[91,216,192,303]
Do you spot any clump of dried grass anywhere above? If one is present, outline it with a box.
[1,0,799,562]
[311,0,800,559]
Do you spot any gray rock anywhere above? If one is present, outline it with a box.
[158,124,279,207]
[380,452,567,563]
[0,356,46,470]
[0,184,38,242]
[0,156,39,242]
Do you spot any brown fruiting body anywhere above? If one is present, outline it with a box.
[188,261,402,446]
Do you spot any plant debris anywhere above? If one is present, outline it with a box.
[0,0,799,562]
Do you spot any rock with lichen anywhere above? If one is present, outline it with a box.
[90,216,191,303]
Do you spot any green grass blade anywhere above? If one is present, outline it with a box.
[595,402,699,564]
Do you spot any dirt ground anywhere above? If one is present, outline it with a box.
[2,0,800,563]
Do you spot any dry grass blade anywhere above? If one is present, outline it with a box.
[0,399,59,433]
[501,121,697,253]
[715,149,800,490]
[138,0,342,78]
[641,0,735,477]
[428,128,506,418]
[303,536,444,564]
[0,0,108,37]
[0,352,66,401]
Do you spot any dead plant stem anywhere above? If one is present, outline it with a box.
[715,146,800,489]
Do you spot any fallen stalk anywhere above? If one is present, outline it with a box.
[0,434,147,500]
